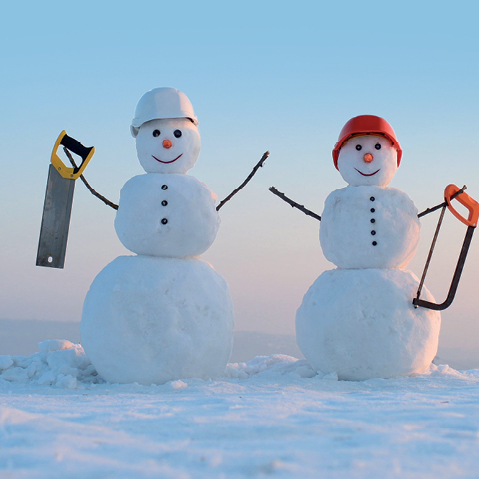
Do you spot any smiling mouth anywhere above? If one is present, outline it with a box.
[355,168,380,177]
[152,153,183,164]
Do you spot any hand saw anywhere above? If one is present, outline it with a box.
[36,131,95,269]
[413,184,479,310]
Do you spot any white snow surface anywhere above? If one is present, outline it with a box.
[115,174,220,257]
[296,268,441,380]
[81,256,234,385]
[320,186,420,269]
[2,340,479,478]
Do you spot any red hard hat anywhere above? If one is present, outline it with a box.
[332,115,402,170]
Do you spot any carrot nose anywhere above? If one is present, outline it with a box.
[163,139,173,149]
[363,153,373,163]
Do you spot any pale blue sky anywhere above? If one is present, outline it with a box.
[1,1,478,348]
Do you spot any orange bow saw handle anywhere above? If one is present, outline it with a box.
[445,184,479,227]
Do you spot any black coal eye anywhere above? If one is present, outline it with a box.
[375,143,381,150]
[174,130,182,138]
[153,130,161,137]
[356,144,362,151]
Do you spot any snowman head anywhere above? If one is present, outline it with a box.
[131,87,201,174]
[135,118,201,174]
[337,135,398,187]
[333,115,402,187]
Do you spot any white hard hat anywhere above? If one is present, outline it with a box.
[130,87,199,137]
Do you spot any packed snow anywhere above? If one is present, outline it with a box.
[296,268,440,380]
[81,256,234,385]
[134,117,201,174]
[115,174,219,257]
[320,186,420,269]
[335,134,399,187]
[1,340,479,478]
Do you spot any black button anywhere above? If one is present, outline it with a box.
[161,218,168,225]
[370,208,375,213]
[161,200,168,206]
[370,218,375,223]
[372,241,377,246]
[370,196,375,201]
[161,185,168,190]
[371,230,376,235]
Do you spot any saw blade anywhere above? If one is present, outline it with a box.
[36,164,75,269]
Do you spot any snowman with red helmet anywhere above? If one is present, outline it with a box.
[274,115,441,380]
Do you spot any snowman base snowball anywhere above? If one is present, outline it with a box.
[296,268,441,381]
[81,255,234,385]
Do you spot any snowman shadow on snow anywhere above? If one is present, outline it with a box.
[81,88,267,385]
[272,115,477,381]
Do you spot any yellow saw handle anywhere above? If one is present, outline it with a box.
[51,130,95,179]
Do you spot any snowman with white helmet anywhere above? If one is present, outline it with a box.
[81,87,267,385]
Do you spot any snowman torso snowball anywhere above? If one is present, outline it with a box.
[320,186,420,269]
[115,173,220,257]
[321,132,419,269]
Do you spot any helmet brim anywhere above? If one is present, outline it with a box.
[130,115,199,138]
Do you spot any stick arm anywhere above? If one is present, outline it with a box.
[269,187,321,221]
[64,147,119,210]
[216,151,269,211]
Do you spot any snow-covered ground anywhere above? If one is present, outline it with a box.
[1,340,479,478]
[2,319,479,369]
[0,320,304,362]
